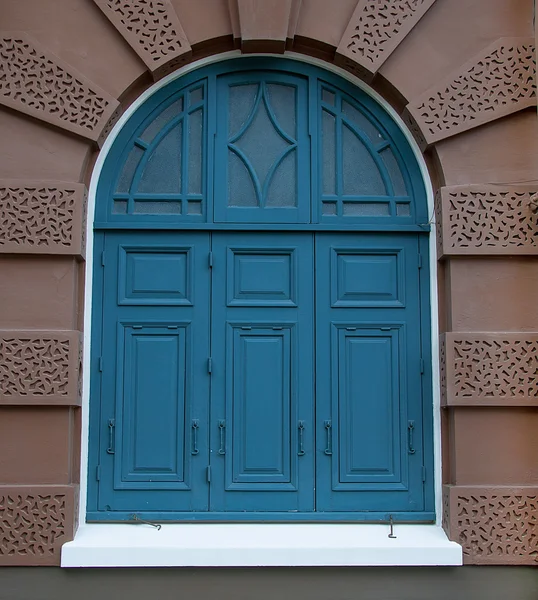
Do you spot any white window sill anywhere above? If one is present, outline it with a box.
[61,523,462,567]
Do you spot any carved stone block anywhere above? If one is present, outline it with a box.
[0,331,81,406]
[442,332,538,406]
[336,0,438,80]
[406,38,536,147]
[443,485,538,565]
[0,33,119,144]
[93,0,191,79]
[0,485,77,566]
[236,0,293,53]
[436,185,538,257]
[0,181,86,256]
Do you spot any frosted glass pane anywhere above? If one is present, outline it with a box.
[266,150,296,207]
[188,200,202,215]
[322,88,335,105]
[322,201,337,216]
[229,84,259,137]
[342,100,384,145]
[342,125,386,195]
[134,201,182,214]
[112,200,128,214]
[381,148,407,196]
[138,123,182,194]
[266,84,296,138]
[234,98,289,189]
[117,146,144,193]
[343,202,390,216]
[396,203,411,216]
[228,151,257,207]
[190,86,203,105]
[140,98,183,143]
[188,109,203,194]
[322,110,336,195]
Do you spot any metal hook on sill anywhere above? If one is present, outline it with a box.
[130,514,162,530]
[388,514,397,539]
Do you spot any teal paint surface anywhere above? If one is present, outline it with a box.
[88,58,433,522]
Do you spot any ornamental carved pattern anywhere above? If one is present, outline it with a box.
[443,333,538,406]
[0,33,118,143]
[0,332,81,406]
[444,486,538,565]
[439,334,446,406]
[0,486,75,566]
[0,181,85,256]
[434,188,443,259]
[93,0,191,78]
[336,0,437,77]
[437,185,538,257]
[407,38,536,145]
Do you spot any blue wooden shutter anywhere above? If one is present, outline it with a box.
[96,232,210,515]
[209,232,314,512]
[315,233,425,515]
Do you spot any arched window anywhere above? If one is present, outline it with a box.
[88,58,434,522]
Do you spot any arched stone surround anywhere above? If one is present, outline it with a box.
[0,0,536,566]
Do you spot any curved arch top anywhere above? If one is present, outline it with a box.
[96,58,429,231]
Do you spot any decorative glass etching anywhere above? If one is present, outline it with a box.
[111,81,206,220]
[101,63,425,227]
[320,83,412,220]
[227,82,297,209]
[137,123,182,193]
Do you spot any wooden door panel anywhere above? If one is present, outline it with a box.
[315,233,425,514]
[96,232,210,514]
[210,232,314,512]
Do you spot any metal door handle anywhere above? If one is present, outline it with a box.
[408,420,416,454]
[324,420,332,455]
[191,420,199,455]
[218,420,226,455]
[106,419,115,454]
[298,421,305,456]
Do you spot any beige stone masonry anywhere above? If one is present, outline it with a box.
[0,485,77,566]
[0,181,86,257]
[92,0,192,80]
[0,32,120,145]
[436,185,538,258]
[404,37,536,148]
[0,331,81,406]
[336,0,437,81]
[234,0,293,53]
[441,332,538,407]
[443,485,538,565]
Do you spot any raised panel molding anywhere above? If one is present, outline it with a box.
[0,33,120,145]
[93,0,191,79]
[0,181,86,257]
[404,38,536,148]
[0,331,81,406]
[441,333,538,407]
[443,485,538,565]
[0,485,77,566]
[436,185,538,257]
[335,0,438,81]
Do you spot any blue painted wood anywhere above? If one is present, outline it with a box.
[214,73,310,223]
[86,510,436,523]
[115,326,189,488]
[97,232,211,512]
[88,58,434,521]
[315,233,425,513]
[210,233,314,512]
[96,58,428,228]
